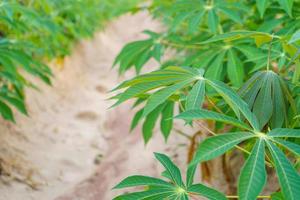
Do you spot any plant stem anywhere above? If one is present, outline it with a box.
[174,129,192,139]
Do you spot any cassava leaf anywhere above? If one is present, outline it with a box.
[253,72,273,129]
[185,79,205,110]
[160,101,174,140]
[277,0,293,17]
[268,128,300,138]
[238,138,266,200]
[186,164,197,187]
[218,6,242,24]
[256,0,268,18]
[191,132,254,165]
[227,49,244,87]
[142,104,165,143]
[205,51,226,80]
[143,79,193,117]
[0,100,14,122]
[272,138,300,156]
[113,175,173,189]
[266,141,300,200]
[176,109,251,130]
[113,188,176,200]
[207,9,218,33]
[187,184,227,200]
[154,152,184,187]
[289,30,300,44]
[270,75,286,128]
[206,79,260,130]
[130,108,144,131]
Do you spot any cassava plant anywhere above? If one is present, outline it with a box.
[111,0,300,199]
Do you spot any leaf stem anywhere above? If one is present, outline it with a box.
[206,96,224,114]
[174,128,192,139]
[266,33,274,71]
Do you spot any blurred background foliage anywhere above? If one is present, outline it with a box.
[0,0,138,122]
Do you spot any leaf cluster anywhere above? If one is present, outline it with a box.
[112,0,300,199]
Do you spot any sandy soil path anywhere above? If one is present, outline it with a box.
[0,12,191,200]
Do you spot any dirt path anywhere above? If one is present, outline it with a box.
[0,12,192,200]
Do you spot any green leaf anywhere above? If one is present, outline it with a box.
[208,9,218,33]
[191,132,254,165]
[238,139,266,200]
[135,50,151,73]
[270,75,286,128]
[256,0,268,18]
[176,109,251,130]
[205,51,225,80]
[272,138,300,156]
[207,79,260,130]
[186,164,197,187]
[0,95,27,115]
[184,50,218,68]
[289,30,300,44]
[253,73,273,129]
[268,128,300,138]
[142,105,165,143]
[160,101,174,140]
[112,67,193,91]
[113,39,153,73]
[113,188,175,200]
[0,100,14,122]
[154,152,184,187]
[152,44,163,62]
[113,175,173,189]
[277,0,293,17]
[266,141,300,200]
[188,184,227,200]
[239,72,265,109]
[227,49,244,87]
[130,108,144,131]
[185,80,205,110]
[188,11,205,33]
[112,79,182,107]
[218,7,242,24]
[143,79,193,117]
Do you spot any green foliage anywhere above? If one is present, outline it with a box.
[0,0,138,121]
[113,153,226,200]
[110,0,300,199]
